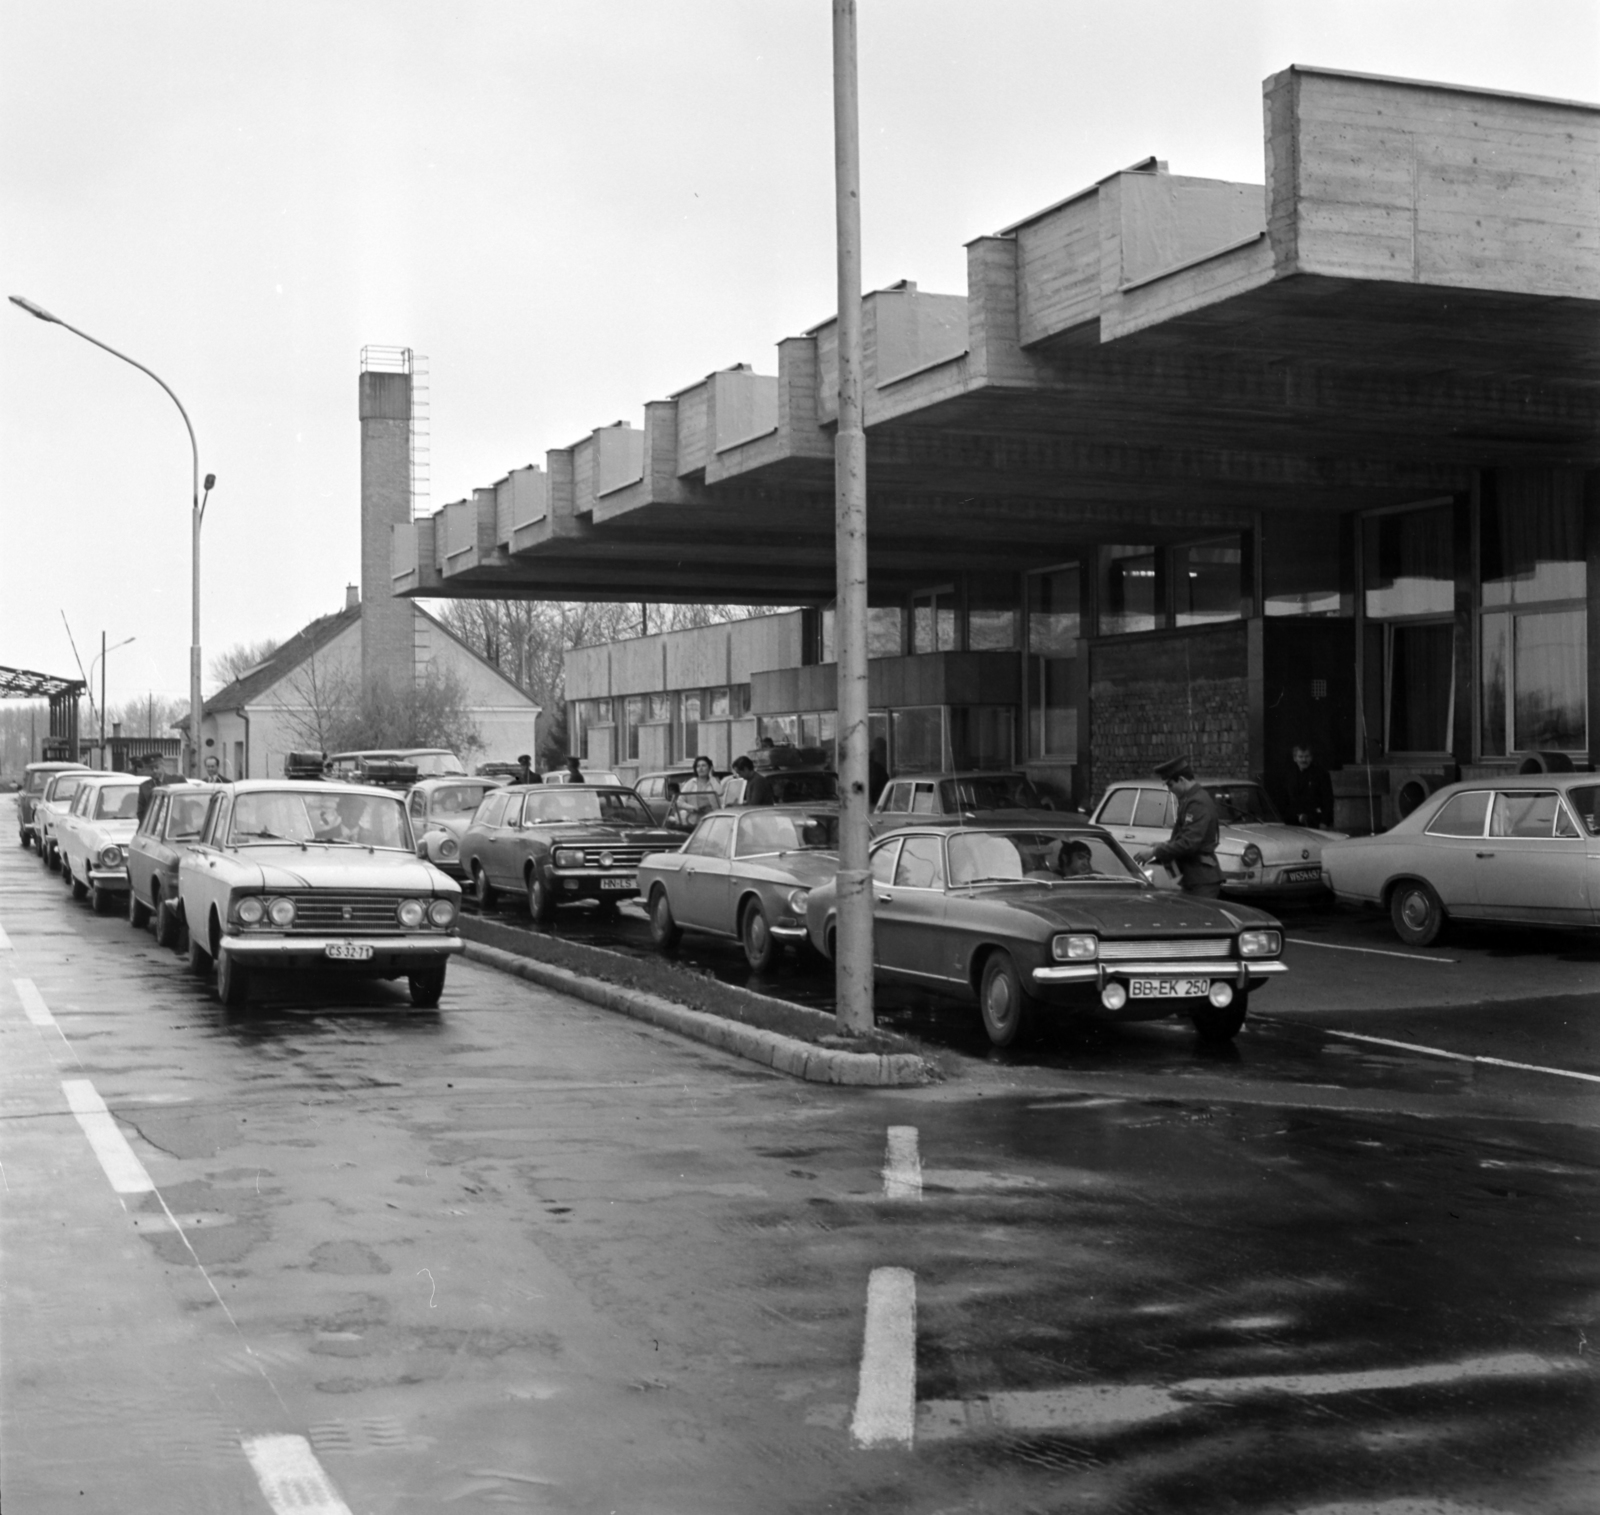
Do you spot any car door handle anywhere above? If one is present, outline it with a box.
[876,892,892,902]
[1476,851,1495,858]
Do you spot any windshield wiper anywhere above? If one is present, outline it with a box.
[952,875,1028,887]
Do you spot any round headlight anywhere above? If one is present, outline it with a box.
[428,898,458,928]
[397,898,426,928]
[267,897,296,927]
[98,844,124,868]
[440,837,459,857]
[554,847,583,867]
[1241,844,1263,868]
[236,896,265,925]
[786,887,810,914]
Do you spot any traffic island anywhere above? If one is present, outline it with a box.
[459,915,938,1087]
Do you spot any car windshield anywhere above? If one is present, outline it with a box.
[408,752,466,776]
[947,830,1141,886]
[429,783,492,815]
[167,792,213,840]
[734,810,839,857]
[1209,784,1280,824]
[230,789,411,849]
[93,784,141,820]
[947,775,1043,811]
[521,788,653,827]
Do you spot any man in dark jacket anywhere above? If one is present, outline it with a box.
[1135,755,1223,897]
[1284,744,1336,829]
[514,754,541,785]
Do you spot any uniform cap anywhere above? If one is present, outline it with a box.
[1153,755,1194,782]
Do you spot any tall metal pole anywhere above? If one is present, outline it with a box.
[7,296,207,775]
[832,0,874,1036]
[100,630,106,768]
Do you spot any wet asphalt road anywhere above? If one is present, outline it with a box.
[3,804,1599,1514]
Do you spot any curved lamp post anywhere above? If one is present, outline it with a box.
[9,295,214,776]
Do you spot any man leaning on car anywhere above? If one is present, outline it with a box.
[1134,755,1223,898]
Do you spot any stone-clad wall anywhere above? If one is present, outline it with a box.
[1088,624,1250,805]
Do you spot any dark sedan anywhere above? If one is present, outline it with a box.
[459,784,680,920]
[805,823,1286,1047]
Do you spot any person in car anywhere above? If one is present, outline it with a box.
[318,793,370,842]
[681,755,718,795]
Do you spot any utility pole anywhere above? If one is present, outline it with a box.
[99,630,106,769]
[831,0,874,1036]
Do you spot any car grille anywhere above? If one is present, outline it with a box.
[560,845,665,869]
[282,891,411,932]
[1099,939,1231,960]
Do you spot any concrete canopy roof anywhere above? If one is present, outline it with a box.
[396,65,1600,609]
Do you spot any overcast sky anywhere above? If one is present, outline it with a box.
[3,0,1596,704]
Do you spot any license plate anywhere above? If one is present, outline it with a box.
[325,942,374,961]
[1282,867,1322,884]
[600,876,637,892]
[1129,977,1210,999]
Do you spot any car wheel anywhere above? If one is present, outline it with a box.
[69,866,88,901]
[1192,992,1248,1042]
[41,840,55,869]
[155,896,181,950]
[1389,880,1444,947]
[526,869,556,923]
[472,863,498,909]
[129,886,152,930]
[408,963,447,1008]
[648,887,682,950]
[215,947,250,1007]
[90,883,114,915]
[741,901,779,974]
[979,950,1035,1048]
[187,926,213,977]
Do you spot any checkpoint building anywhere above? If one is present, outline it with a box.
[390,66,1600,827]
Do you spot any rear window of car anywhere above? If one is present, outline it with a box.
[1426,790,1489,837]
[1567,786,1600,837]
[1096,788,1136,827]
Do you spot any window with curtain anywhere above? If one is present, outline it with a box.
[1097,545,1159,635]
[1386,623,1455,753]
[1171,536,1246,626]
[1363,504,1454,618]
[890,707,944,773]
[910,587,958,654]
[1027,564,1079,759]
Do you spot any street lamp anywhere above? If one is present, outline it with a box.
[9,295,214,776]
[87,634,136,767]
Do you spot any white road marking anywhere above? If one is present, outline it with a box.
[241,1435,354,1515]
[15,977,55,1028]
[883,1126,921,1200]
[0,922,12,950]
[852,1267,917,1448]
[1321,1028,1600,1085]
[61,1078,154,1194]
[918,1351,1586,1441]
[1287,937,1455,964]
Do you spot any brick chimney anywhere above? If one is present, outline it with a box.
[345,583,360,611]
[359,369,414,691]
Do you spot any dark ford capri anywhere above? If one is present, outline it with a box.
[459,783,680,921]
[805,823,1287,1047]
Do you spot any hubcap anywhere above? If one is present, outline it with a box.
[1401,892,1428,929]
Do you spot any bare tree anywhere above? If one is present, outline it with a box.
[278,646,358,755]
[209,638,281,689]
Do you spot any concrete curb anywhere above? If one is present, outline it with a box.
[461,941,934,1087]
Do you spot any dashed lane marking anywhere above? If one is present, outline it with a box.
[13,977,80,1062]
[241,1435,354,1515]
[0,922,12,950]
[62,1079,155,1195]
[883,1126,921,1200]
[1286,937,1455,964]
[852,1267,917,1448]
[1318,1027,1600,1086]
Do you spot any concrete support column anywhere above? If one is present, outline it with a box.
[360,370,414,693]
[1586,469,1600,771]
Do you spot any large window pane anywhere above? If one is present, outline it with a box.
[891,707,944,773]
[1364,505,1454,618]
[968,574,1019,651]
[950,706,1014,769]
[1481,469,1586,608]
[1172,536,1245,626]
[1514,609,1587,752]
[1265,513,1349,617]
[1028,565,1079,758]
[868,608,904,658]
[1480,614,1508,758]
[1098,545,1158,635]
[1387,623,1454,752]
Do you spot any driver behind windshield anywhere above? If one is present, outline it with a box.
[318,794,370,842]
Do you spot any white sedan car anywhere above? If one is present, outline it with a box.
[1091,778,1345,897]
[56,773,142,914]
[1322,774,1600,946]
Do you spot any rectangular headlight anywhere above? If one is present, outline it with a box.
[553,847,583,867]
[1052,933,1098,962]
[1238,930,1282,958]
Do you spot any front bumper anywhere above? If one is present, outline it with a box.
[1033,959,1289,987]
[88,868,130,890]
[219,933,464,968]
